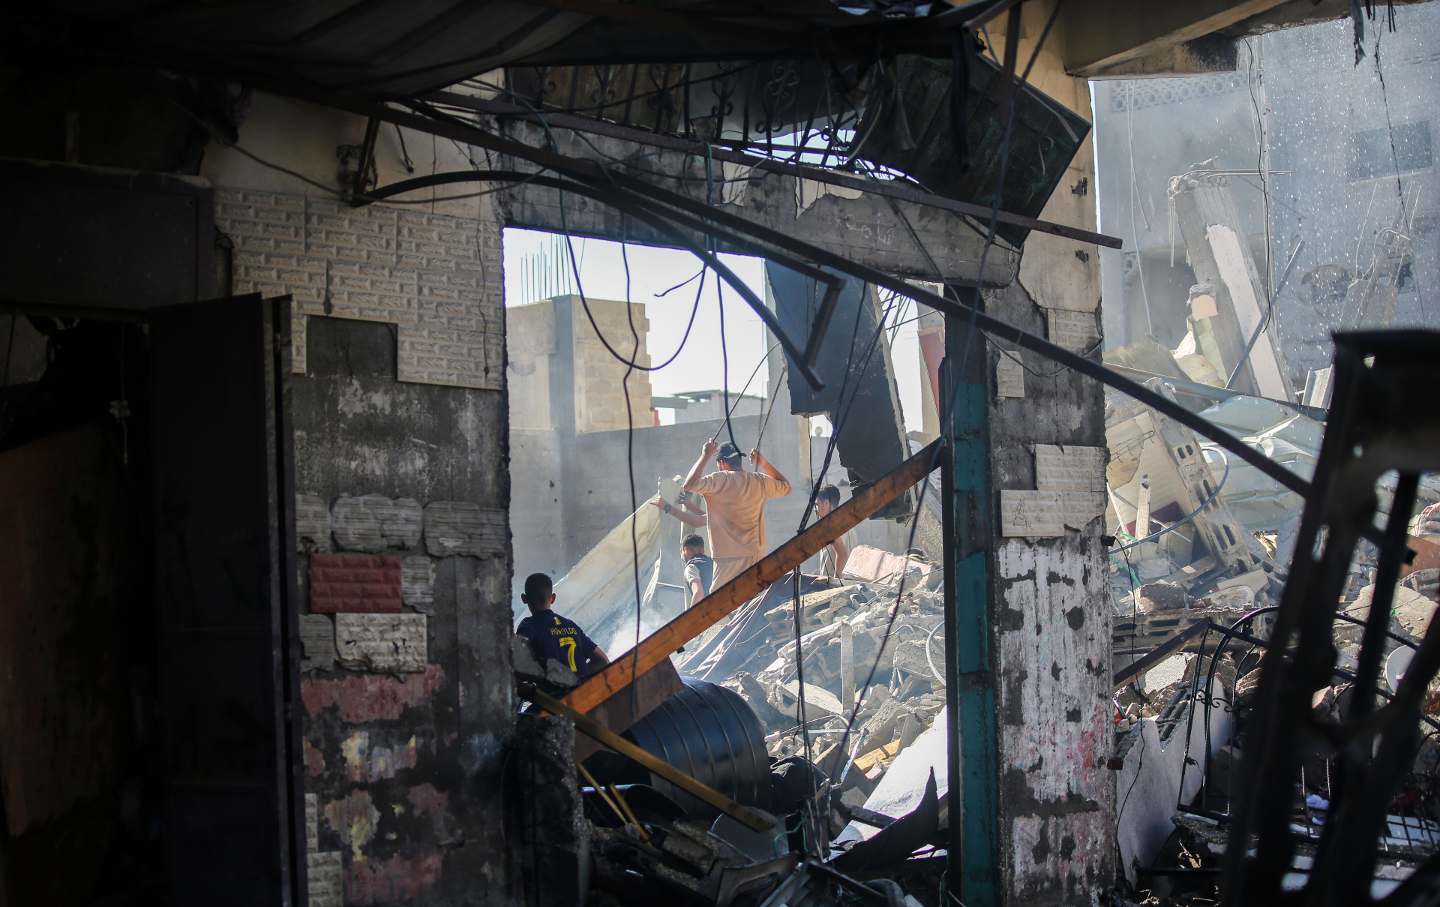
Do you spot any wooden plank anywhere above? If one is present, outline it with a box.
[525,685,775,833]
[572,658,682,761]
[563,440,941,715]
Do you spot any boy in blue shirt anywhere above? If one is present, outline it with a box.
[515,573,609,692]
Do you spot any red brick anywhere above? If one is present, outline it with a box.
[310,553,402,613]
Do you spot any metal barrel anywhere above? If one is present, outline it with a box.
[585,677,771,818]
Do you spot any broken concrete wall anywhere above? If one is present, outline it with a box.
[985,7,1116,903]
[1094,4,1440,370]
[507,295,654,434]
[1114,682,1233,885]
[205,93,518,905]
[495,16,1115,894]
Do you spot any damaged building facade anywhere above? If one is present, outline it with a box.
[3,2,1438,906]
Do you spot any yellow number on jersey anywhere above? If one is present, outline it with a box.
[558,636,578,672]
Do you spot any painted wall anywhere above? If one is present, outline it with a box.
[204,93,521,905]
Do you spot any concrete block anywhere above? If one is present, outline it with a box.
[335,613,427,672]
[1046,308,1101,353]
[331,494,422,552]
[1035,444,1106,492]
[999,490,1065,538]
[423,501,507,557]
[296,493,332,551]
[300,614,339,672]
[308,851,344,907]
[401,555,435,612]
[996,352,1025,398]
[310,553,403,613]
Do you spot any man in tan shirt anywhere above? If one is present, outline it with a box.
[683,440,791,590]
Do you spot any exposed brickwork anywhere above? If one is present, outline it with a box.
[310,553,403,614]
[214,190,504,389]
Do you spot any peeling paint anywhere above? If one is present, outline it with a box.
[322,790,381,863]
[341,731,420,783]
[408,783,458,841]
[346,853,443,905]
[302,664,445,722]
[337,378,396,418]
[304,738,326,777]
[997,534,1113,900]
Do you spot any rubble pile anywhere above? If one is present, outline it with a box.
[671,549,950,830]
[1113,570,1440,901]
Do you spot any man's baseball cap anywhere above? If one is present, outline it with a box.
[717,442,745,460]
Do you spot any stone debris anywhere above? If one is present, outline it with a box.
[673,568,950,835]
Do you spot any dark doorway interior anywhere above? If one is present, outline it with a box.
[0,295,302,907]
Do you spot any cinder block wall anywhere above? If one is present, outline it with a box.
[214,190,504,388]
[208,100,521,903]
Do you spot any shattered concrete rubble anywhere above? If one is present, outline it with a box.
[1109,551,1440,899]
[672,548,951,838]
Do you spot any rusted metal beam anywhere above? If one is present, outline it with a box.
[562,440,941,715]
[524,684,775,832]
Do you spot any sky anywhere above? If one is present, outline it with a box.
[501,227,927,433]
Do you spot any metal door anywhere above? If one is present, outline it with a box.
[148,293,303,906]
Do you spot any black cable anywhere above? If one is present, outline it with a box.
[1244,38,1279,355]
[786,285,899,821]
[394,123,415,173]
[620,223,645,722]
[827,442,942,783]
[437,88,757,188]
[462,62,765,120]
[715,269,741,454]
[706,143,741,454]
[1116,723,1149,828]
[655,267,706,298]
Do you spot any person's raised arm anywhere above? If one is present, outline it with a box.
[831,533,850,576]
[684,439,718,492]
[750,448,790,494]
[672,502,707,528]
[651,496,707,527]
